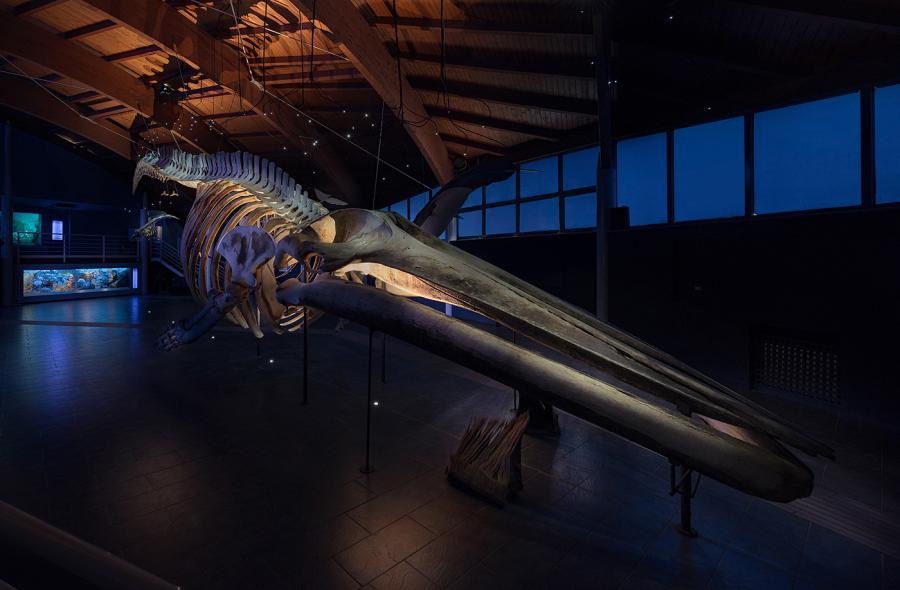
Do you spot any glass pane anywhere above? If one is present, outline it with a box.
[457,209,482,237]
[463,188,483,208]
[485,204,516,234]
[565,193,596,229]
[485,174,516,203]
[389,199,409,218]
[409,192,429,222]
[520,198,559,232]
[617,133,668,226]
[755,93,861,214]
[520,156,558,197]
[674,117,745,221]
[563,147,599,190]
[876,84,900,203]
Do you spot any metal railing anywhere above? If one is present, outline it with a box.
[150,237,184,277]
[14,232,139,263]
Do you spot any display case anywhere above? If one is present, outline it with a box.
[19,265,139,302]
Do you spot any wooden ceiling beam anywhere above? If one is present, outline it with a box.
[61,19,118,40]
[439,134,506,157]
[256,67,361,83]
[103,45,166,63]
[0,16,154,117]
[369,16,591,37]
[196,110,257,121]
[394,50,594,80]
[247,54,347,66]
[13,0,68,16]
[80,0,363,203]
[289,0,454,185]
[726,0,900,31]
[0,75,130,158]
[267,80,370,91]
[424,107,564,142]
[214,22,314,38]
[410,76,598,116]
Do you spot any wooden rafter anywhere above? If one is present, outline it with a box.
[0,75,130,158]
[410,77,597,116]
[80,0,363,202]
[369,16,591,38]
[103,45,166,63]
[0,16,154,117]
[13,0,68,17]
[425,107,563,142]
[61,19,118,40]
[289,0,454,185]
[440,134,506,157]
[394,50,594,80]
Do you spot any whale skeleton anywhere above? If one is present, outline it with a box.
[136,148,833,503]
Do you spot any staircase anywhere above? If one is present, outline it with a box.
[150,237,184,277]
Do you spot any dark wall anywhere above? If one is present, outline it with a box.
[454,207,900,420]
[10,127,130,206]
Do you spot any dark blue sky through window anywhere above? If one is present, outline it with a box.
[754,93,861,214]
[616,133,667,226]
[520,198,559,232]
[563,147,598,190]
[457,209,482,237]
[564,193,596,229]
[486,204,516,234]
[485,174,516,203]
[674,117,745,221]
[520,156,558,197]
[875,84,900,203]
[409,192,428,222]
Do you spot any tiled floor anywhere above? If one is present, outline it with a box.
[0,296,897,589]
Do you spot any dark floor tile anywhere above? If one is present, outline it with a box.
[725,501,809,572]
[794,524,882,589]
[335,517,435,585]
[367,560,436,590]
[708,546,793,590]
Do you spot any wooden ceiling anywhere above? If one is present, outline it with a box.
[1,0,900,207]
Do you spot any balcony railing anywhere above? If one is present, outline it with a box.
[14,232,139,263]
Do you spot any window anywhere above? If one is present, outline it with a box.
[389,199,408,218]
[485,174,516,204]
[520,156,558,197]
[563,147,599,190]
[754,93,861,214]
[463,189,483,209]
[520,198,559,232]
[409,192,429,222]
[485,204,516,235]
[875,84,900,203]
[617,133,668,226]
[457,209,482,238]
[674,117,745,221]
[565,193,596,229]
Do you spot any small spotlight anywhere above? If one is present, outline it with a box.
[373,401,380,406]
[211,336,216,340]
[268,358,275,364]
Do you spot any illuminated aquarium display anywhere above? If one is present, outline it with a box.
[23,267,135,298]
[12,212,42,245]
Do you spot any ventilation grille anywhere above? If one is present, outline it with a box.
[751,332,840,403]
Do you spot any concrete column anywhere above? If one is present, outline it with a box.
[593,5,616,322]
[1,121,14,307]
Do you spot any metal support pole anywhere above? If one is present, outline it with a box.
[302,305,309,405]
[1,121,14,307]
[593,5,615,322]
[381,331,387,384]
[360,328,375,473]
[669,461,699,537]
